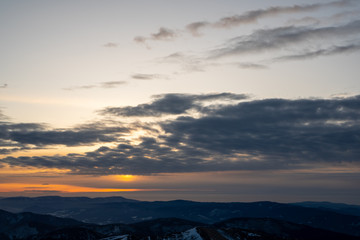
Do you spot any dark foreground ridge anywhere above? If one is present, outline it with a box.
[1,196,360,239]
[1,209,360,240]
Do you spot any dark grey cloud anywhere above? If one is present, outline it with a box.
[210,19,360,58]
[2,94,359,175]
[100,93,248,117]
[0,121,130,152]
[63,81,127,91]
[161,96,360,163]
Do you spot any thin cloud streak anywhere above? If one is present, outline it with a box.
[131,74,166,81]
[63,81,127,91]
[273,43,360,61]
[209,19,360,59]
[103,42,118,48]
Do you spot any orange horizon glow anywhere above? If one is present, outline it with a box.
[0,183,160,193]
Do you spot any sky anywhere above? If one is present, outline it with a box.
[1,0,360,204]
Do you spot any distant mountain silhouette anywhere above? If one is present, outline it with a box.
[292,201,360,217]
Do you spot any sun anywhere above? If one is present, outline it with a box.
[116,175,136,182]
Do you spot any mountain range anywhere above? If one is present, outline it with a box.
[1,196,360,240]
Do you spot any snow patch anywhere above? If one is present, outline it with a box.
[163,227,203,240]
[181,228,203,240]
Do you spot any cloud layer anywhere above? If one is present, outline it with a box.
[2,94,359,175]
[134,0,360,71]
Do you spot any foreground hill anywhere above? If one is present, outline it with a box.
[1,209,359,240]
[1,196,360,236]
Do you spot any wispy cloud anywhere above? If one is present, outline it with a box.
[134,27,177,45]
[151,27,176,40]
[135,0,355,42]
[211,0,352,29]
[236,62,268,69]
[210,20,360,59]
[186,21,210,36]
[100,81,127,88]
[103,42,118,48]
[131,74,166,81]
[63,81,127,91]
[273,43,360,61]
[160,52,206,72]
[0,84,7,89]
[0,109,8,121]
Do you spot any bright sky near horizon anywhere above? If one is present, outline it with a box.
[1,0,360,203]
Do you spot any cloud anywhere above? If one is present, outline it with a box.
[236,62,268,69]
[135,0,355,43]
[0,110,8,121]
[273,42,360,61]
[151,27,176,40]
[63,85,96,91]
[186,21,210,36]
[0,121,131,150]
[103,42,118,48]
[2,94,360,175]
[160,52,206,72]
[212,0,352,29]
[131,74,164,81]
[100,93,248,117]
[99,81,127,88]
[286,17,321,26]
[134,27,177,45]
[0,84,7,88]
[210,19,360,59]
[63,81,127,91]
[134,36,147,44]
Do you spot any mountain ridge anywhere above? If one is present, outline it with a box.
[1,209,360,240]
[1,196,360,237]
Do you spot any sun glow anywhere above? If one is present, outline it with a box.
[0,183,142,193]
[114,174,136,182]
